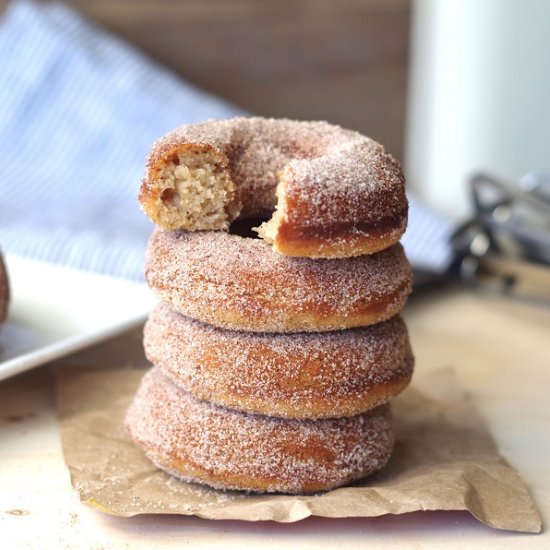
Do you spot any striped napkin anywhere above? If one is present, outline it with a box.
[0,0,454,281]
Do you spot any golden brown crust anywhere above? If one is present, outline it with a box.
[271,213,408,258]
[145,304,414,419]
[125,367,395,494]
[145,229,413,333]
[0,252,9,325]
[139,117,407,258]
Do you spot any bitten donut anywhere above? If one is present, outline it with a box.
[125,367,394,494]
[139,117,408,258]
[0,252,9,325]
[145,229,412,333]
[145,303,414,419]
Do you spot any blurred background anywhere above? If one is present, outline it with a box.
[29,0,410,160]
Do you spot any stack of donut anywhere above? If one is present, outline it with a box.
[126,118,414,494]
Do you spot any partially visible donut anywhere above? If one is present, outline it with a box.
[139,117,408,258]
[145,303,414,419]
[145,229,413,333]
[125,367,394,494]
[0,252,9,324]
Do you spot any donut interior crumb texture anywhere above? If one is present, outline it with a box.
[152,147,239,231]
[255,176,286,245]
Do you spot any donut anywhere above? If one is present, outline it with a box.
[145,303,414,419]
[125,367,394,494]
[145,230,412,333]
[0,252,9,324]
[139,117,408,258]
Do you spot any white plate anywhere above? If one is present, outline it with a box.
[0,255,156,381]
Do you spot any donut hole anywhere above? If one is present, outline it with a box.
[155,148,240,230]
[229,217,269,239]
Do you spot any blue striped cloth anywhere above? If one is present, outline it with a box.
[0,0,453,280]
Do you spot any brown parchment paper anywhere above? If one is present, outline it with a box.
[55,365,541,532]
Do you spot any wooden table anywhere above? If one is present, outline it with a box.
[1,285,549,548]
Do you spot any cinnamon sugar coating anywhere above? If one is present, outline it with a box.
[145,304,414,419]
[139,117,407,258]
[145,229,413,333]
[125,367,395,494]
[0,252,9,324]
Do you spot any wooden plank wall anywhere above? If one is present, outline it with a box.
[1,0,411,159]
